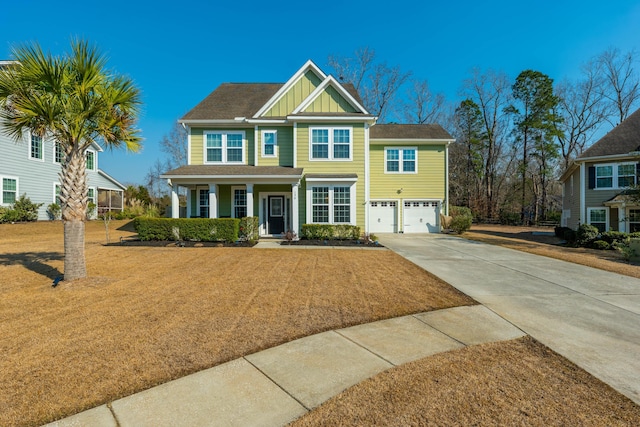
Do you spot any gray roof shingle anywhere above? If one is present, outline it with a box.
[579,108,640,158]
[181,82,366,121]
[370,124,453,140]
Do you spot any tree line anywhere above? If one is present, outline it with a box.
[150,47,640,225]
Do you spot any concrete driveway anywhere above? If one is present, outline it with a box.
[379,233,640,405]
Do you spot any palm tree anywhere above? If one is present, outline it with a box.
[0,40,142,280]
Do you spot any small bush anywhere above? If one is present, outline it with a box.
[499,209,521,226]
[47,203,61,220]
[599,231,630,246]
[591,240,610,250]
[300,224,361,240]
[576,224,599,246]
[0,194,42,222]
[239,216,259,242]
[134,218,240,243]
[449,206,473,234]
[86,202,96,219]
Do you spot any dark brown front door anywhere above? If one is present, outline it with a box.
[268,196,285,235]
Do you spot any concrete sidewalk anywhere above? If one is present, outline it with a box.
[45,305,524,427]
[379,233,640,405]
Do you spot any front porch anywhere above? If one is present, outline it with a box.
[161,165,303,237]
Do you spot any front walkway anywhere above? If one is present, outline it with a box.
[379,233,640,405]
[45,306,524,426]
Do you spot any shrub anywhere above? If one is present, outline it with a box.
[0,194,42,223]
[554,226,569,238]
[134,218,240,243]
[449,206,473,234]
[591,240,610,250]
[239,216,259,242]
[300,224,361,240]
[576,224,599,246]
[498,209,521,226]
[47,203,61,220]
[86,202,97,219]
[599,231,630,247]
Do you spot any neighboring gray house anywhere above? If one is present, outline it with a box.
[560,108,640,232]
[0,128,126,220]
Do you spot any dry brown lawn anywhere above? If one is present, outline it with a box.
[291,336,640,426]
[0,220,474,427]
[464,224,640,278]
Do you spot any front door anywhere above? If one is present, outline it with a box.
[268,196,285,235]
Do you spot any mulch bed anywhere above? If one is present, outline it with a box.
[282,239,384,247]
[105,239,256,247]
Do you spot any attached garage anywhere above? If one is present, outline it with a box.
[369,201,398,233]
[402,200,440,233]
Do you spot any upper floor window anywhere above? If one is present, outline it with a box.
[385,147,417,173]
[2,177,18,205]
[262,130,277,157]
[88,187,95,205]
[204,131,245,164]
[309,127,352,161]
[593,163,636,189]
[30,134,43,161]
[54,142,64,164]
[86,151,96,171]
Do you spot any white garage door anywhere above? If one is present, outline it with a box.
[369,201,397,233]
[403,201,439,233]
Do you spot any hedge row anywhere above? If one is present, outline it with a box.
[134,217,240,242]
[300,224,361,240]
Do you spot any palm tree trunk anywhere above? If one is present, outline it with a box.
[60,146,88,280]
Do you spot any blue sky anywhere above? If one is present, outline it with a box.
[2,1,639,186]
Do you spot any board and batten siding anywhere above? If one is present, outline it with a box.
[303,86,357,114]
[190,127,255,166]
[369,143,446,200]
[256,126,293,167]
[263,71,322,117]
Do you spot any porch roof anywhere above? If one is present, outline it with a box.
[161,165,304,180]
[603,190,640,207]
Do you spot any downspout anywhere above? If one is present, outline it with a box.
[254,126,259,166]
[364,122,370,233]
[445,142,450,216]
[580,162,586,227]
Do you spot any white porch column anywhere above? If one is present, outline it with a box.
[186,189,192,218]
[619,205,627,233]
[208,184,218,219]
[171,183,179,218]
[246,183,254,217]
[291,182,299,236]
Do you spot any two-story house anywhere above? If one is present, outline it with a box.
[0,128,126,220]
[560,107,640,233]
[162,60,453,236]
[0,60,126,221]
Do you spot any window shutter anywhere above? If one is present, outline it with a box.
[636,162,640,184]
[588,166,596,189]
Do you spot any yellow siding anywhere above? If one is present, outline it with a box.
[304,86,357,113]
[297,123,366,228]
[256,126,294,167]
[264,71,322,117]
[189,127,254,165]
[369,144,446,200]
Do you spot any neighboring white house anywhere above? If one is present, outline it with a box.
[0,128,126,220]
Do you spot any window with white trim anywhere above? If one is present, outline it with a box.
[2,177,18,205]
[309,127,352,160]
[233,188,247,218]
[587,207,607,232]
[594,163,636,189]
[204,131,245,164]
[88,188,95,205]
[86,151,96,171]
[310,185,353,224]
[385,147,417,173]
[198,189,209,218]
[30,134,43,160]
[54,142,64,164]
[54,183,61,204]
[629,209,640,233]
[262,130,277,157]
